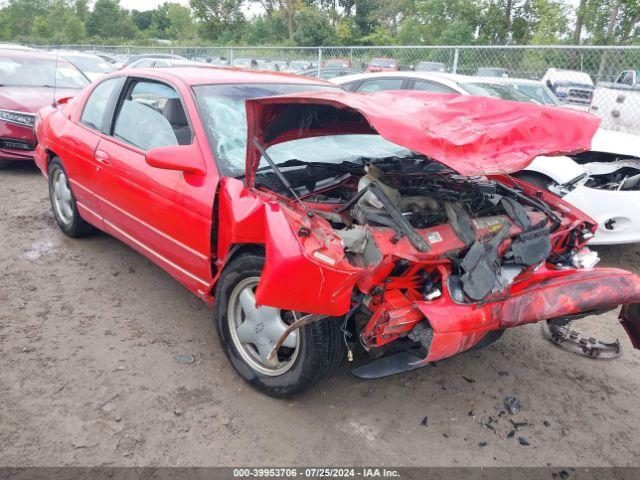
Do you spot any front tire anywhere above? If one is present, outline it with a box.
[213,252,345,397]
[48,157,94,237]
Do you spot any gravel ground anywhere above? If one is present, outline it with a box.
[2,162,640,467]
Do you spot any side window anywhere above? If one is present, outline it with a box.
[621,72,633,85]
[413,80,456,93]
[356,78,405,92]
[80,78,120,132]
[134,59,155,68]
[341,81,360,92]
[112,80,192,150]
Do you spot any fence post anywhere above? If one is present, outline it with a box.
[452,47,459,74]
[317,47,322,77]
[229,47,234,64]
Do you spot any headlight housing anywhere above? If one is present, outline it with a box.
[0,109,36,128]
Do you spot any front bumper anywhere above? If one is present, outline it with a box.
[563,185,640,245]
[0,146,35,162]
[380,266,640,364]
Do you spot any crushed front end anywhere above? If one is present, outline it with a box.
[243,91,640,376]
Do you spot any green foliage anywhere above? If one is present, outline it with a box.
[0,0,637,46]
[292,7,337,46]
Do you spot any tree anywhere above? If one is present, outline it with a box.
[167,3,196,41]
[131,10,153,31]
[293,7,337,46]
[75,0,88,22]
[573,0,588,44]
[190,0,245,42]
[85,0,137,40]
[400,0,481,45]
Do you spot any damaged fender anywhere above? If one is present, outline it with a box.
[217,177,362,316]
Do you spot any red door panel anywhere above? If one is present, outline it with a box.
[93,135,215,296]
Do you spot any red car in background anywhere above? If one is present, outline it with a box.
[0,49,88,169]
[33,67,640,397]
[366,57,399,72]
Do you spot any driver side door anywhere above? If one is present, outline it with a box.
[93,77,216,297]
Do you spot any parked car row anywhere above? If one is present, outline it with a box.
[17,64,640,397]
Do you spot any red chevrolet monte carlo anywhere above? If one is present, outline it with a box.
[0,49,88,168]
[34,67,640,397]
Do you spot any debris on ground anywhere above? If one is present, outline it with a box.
[462,376,476,383]
[510,420,528,429]
[498,371,510,376]
[543,420,551,427]
[176,354,195,364]
[507,430,515,438]
[421,416,428,427]
[478,441,488,448]
[504,395,521,415]
[483,416,497,431]
[542,322,622,359]
[174,408,184,416]
[518,437,530,446]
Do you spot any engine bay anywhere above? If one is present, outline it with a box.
[255,155,584,312]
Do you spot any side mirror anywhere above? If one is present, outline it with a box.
[145,143,206,175]
[54,96,73,107]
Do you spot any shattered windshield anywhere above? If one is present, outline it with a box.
[264,135,412,169]
[194,83,341,176]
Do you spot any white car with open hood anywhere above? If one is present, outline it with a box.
[332,71,640,245]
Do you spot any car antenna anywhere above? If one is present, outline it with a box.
[52,46,59,106]
[252,137,313,217]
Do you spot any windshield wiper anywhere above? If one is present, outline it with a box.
[252,138,314,217]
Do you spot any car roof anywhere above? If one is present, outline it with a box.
[107,66,336,87]
[0,48,64,61]
[331,71,468,88]
[58,51,104,58]
[469,77,542,86]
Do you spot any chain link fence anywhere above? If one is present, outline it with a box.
[44,45,640,135]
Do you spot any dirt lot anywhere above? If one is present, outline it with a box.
[2,162,640,467]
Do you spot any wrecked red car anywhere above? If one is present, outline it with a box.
[34,68,640,397]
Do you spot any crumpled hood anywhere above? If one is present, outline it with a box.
[245,90,600,185]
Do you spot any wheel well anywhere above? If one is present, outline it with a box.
[211,243,265,294]
[43,149,58,171]
[223,243,265,267]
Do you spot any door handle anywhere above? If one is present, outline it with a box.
[95,149,111,165]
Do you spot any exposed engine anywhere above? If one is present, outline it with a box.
[255,153,595,354]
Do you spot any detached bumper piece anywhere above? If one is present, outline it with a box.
[542,321,622,359]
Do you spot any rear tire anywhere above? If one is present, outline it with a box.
[48,157,94,238]
[213,252,345,397]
